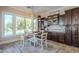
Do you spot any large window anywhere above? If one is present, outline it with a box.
[4,13,35,36]
[25,18,33,33]
[16,16,25,35]
[4,14,13,36]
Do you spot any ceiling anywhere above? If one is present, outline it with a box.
[31,6,63,16]
[9,6,78,17]
[30,6,63,12]
[10,6,63,13]
[9,6,32,12]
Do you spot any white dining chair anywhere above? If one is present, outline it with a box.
[27,32,48,50]
[36,32,48,50]
[28,33,37,47]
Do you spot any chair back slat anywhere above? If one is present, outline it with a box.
[41,33,47,40]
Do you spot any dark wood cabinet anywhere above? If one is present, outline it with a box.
[72,25,78,46]
[51,32,57,41]
[47,32,53,41]
[63,8,79,47]
[72,9,78,25]
[58,15,65,43]
[65,10,72,25]
[45,7,79,47]
[71,8,79,47]
[64,8,79,47]
[47,32,58,41]
[58,32,65,43]
[47,15,65,43]
[77,26,79,47]
[65,25,72,45]
[71,25,79,47]
[64,10,72,45]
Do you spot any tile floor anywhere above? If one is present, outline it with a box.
[0,39,79,53]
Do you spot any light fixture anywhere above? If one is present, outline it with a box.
[27,6,35,17]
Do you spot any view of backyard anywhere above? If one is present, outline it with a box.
[4,14,34,36]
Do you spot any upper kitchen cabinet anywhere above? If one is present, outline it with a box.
[72,8,79,25]
[65,10,72,25]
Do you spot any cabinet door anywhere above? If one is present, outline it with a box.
[76,8,79,25]
[72,9,78,25]
[47,32,52,40]
[52,32,57,41]
[58,33,65,43]
[77,26,79,47]
[65,10,72,25]
[65,25,72,45]
[72,25,78,46]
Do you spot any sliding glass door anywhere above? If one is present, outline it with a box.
[4,14,13,36]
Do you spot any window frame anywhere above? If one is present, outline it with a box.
[2,12,34,37]
[2,12,14,37]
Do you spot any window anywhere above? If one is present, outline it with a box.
[4,14,13,36]
[25,18,33,33]
[33,19,38,31]
[16,16,25,35]
[3,12,34,36]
